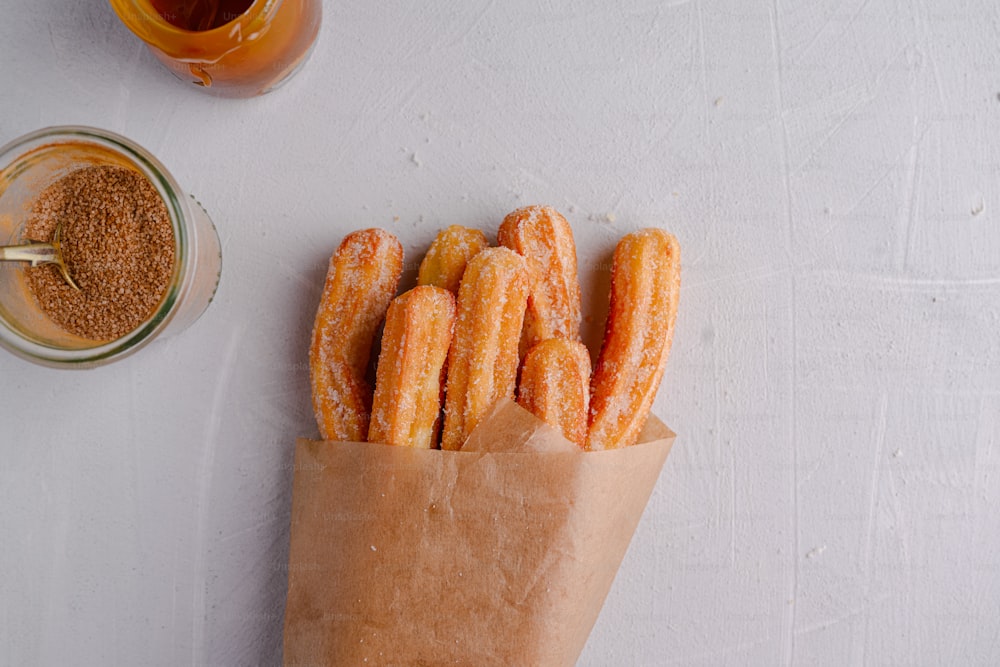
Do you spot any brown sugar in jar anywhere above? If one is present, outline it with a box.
[23,165,176,342]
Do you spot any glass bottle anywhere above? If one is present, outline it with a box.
[108,0,322,98]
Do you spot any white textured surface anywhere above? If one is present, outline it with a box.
[2,1,1000,665]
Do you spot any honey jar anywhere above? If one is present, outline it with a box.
[108,0,322,98]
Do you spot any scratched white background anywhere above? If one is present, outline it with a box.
[2,0,999,665]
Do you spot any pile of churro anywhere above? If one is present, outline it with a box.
[309,205,680,451]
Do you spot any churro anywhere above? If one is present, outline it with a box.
[587,229,680,450]
[497,205,582,348]
[441,247,530,451]
[517,338,592,448]
[369,286,457,449]
[417,225,490,293]
[310,229,403,441]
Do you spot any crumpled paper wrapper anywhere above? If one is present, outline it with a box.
[283,399,675,666]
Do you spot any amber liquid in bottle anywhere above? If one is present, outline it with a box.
[149,0,255,31]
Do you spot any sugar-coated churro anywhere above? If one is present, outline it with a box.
[417,225,490,293]
[369,286,457,448]
[517,338,592,448]
[441,247,530,451]
[497,205,582,348]
[587,229,680,450]
[310,229,403,441]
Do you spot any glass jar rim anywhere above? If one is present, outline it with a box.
[0,125,194,368]
[109,0,280,45]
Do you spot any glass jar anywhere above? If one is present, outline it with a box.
[0,126,222,368]
[108,0,322,98]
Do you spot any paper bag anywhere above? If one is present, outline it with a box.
[283,399,675,666]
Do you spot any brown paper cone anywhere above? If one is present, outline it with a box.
[283,399,675,666]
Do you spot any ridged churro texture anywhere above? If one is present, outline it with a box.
[587,229,680,450]
[417,225,490,293]
[310,229,403,441]
[441,247,530,451]
[498,205,582,348]
[369,286,456,449]
[518,338,592,448]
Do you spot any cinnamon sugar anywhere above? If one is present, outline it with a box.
[23,165,175,341]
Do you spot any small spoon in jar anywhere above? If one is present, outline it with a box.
[0,224,80,290]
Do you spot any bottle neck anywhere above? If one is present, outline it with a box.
[109,0,278,54]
